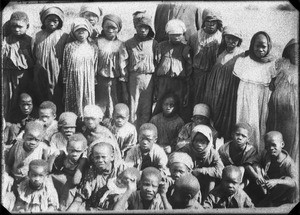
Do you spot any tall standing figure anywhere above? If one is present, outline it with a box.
[62,18,98,118]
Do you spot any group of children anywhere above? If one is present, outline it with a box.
[2,3,299,212]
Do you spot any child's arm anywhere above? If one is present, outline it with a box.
[113,178,136,210]
[73,157,88,185]
[158,178,172,210]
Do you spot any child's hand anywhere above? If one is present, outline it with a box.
[192,168,203,178]
[265,179,278,190]
[163,146,171,154]
[158,178,169,196]
[256,175,266,185]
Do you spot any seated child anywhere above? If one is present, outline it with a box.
[103,103,137,158]
[113,167,166,210]
[203,165,254,208]
[177,124,224,202]
[13,159,59,212]
[125,123,169,176]
[169,174,203,210]
[49,133,88,211]
[6,121,49,184]
[176,103,219,150]
[150,93,185,155]
[255,131,298,207]
[50,112,77,154]
[2,171,16,212]
[7,93,37,144]
[37,101,58,145]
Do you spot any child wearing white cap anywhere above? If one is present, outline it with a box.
[153,19,192,122]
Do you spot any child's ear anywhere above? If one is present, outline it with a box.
[53,113,56,119]
[187,193,193,201]
[27,23,30,29]
[281,141,285,148]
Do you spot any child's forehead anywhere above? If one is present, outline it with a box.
[235,127,249,135]
[142,173,160,182]
[103,20,118,28]
[170,162,188,170]
[68,140,84,148]
[45,14,60,20]
[30,165,47,174]
[10,19,28,26]
[163,97,175,103]
[83,11,98,17]
[39,108,54,115]
[114,108,129,116]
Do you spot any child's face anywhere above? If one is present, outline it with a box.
[103,20,118,40]
[162,97,175,117]
[170,162,189,181]
[192,115,209,125]
[44,14,60,32]
[113,109,129,127]
[62,126,76,139]
[74,28,89,42]
[136,24,150,39]
[192,133,209,152]
[39,108,56,128]
[168,33,183,44]
[84,116,101,130]
[221,172,241,196]
[232,127,249,150]
[28,166,47,189]
[265,135,284,157]
[253,34,268,59]
[23,129,43,151]
[204,20,218,34]
[138,129,156,153]
[82,11,99,26]
[140,174,160,201]
[10,20,28,36]
[224,35,239,51]
[91,145,114,171]
[67,141,85,163]
[19,97,33,115]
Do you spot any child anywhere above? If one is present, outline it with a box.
[103,103,137,158]
[202,26,245,140]
[13,159,59,212]
[188,8,223,105]
[2,11,34,119]
[153,19,192,122]
[267,39,299,162]
[176,103,218,149]
[120,11,158,129]
[38,101,58,145]
[67,141,125,211]
[254,131,298,207]
[95,14,125,118]
[49,133,88,211]
[32,5,68,111]
[177,124,224,202]
[6,121,49,184]
[79,4,103,40]
[6,93,36,144]
[150,93,184,154]
[169,174,203,209]
[62,18,98,118]
[113,167,166,210]
[125,123,169,176]
[203,165,254,208]
[2,171,16,212]
[233,31,277,153]
[50,112,77,154]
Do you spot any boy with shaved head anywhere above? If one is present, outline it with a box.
[254,131,298,207]
[203,165,254,208]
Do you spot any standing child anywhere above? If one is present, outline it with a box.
[150,93,184,155]
[188,8,223,105]
[62,18,98,118]
[153,19,192,122]
[13,159,59,212]
[121,11,158,129]
[267,39,299,162]
[79,4,103,40]
[32,6,68,112]
[233,31,277,153]
[103,103,137,158]
[2,11,34,119]
[95,14,125,118]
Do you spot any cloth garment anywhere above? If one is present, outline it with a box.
[126,191,165,210]
[233,56,277,153]
[102,14,122,32]
[79,4,102,19]
[2,172,16,212]
[168,151,194,170]
[42,120,58,145]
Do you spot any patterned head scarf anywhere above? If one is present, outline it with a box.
[39,5,64,26]
[102,14,122,32]
[246,31,274,63]
[79,4,103,19]
[218,25,243,55]
[70,17,93,40]
[201,8,223,30]
[133,10,155,38]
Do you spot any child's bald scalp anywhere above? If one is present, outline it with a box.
[25,121,44,134]
[92,142,114,154]
[174,174,200,198]
[19,93,32,103]
[264,131,283,142]
[139,123,158,137]
[68,133,87,149]
[222,165,243,183]
[114,103,129,116]
[29,159,49,174]
[141,167,162,182]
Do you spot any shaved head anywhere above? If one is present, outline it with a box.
[222,165,243,183]
[19,93,32,103]
[174,174,200,198]
[264,131,283,143]
[114,103,129,116]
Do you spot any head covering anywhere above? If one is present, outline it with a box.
[70,17,93,39]
[165,19,186,35]
[83,105,104,119]
[282,38,298,59]
[39,5,64,24]
[79,4,103,19]
[190,125,213,159]
[58,112,77,127]
[193,103,210,118]
[201,8,223,29]
[102,14,122,32]
[10,11,29,23]
[223,26,243,42]
[168,152,194,170]
[133,10,155,38]
[245,31,274,63]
